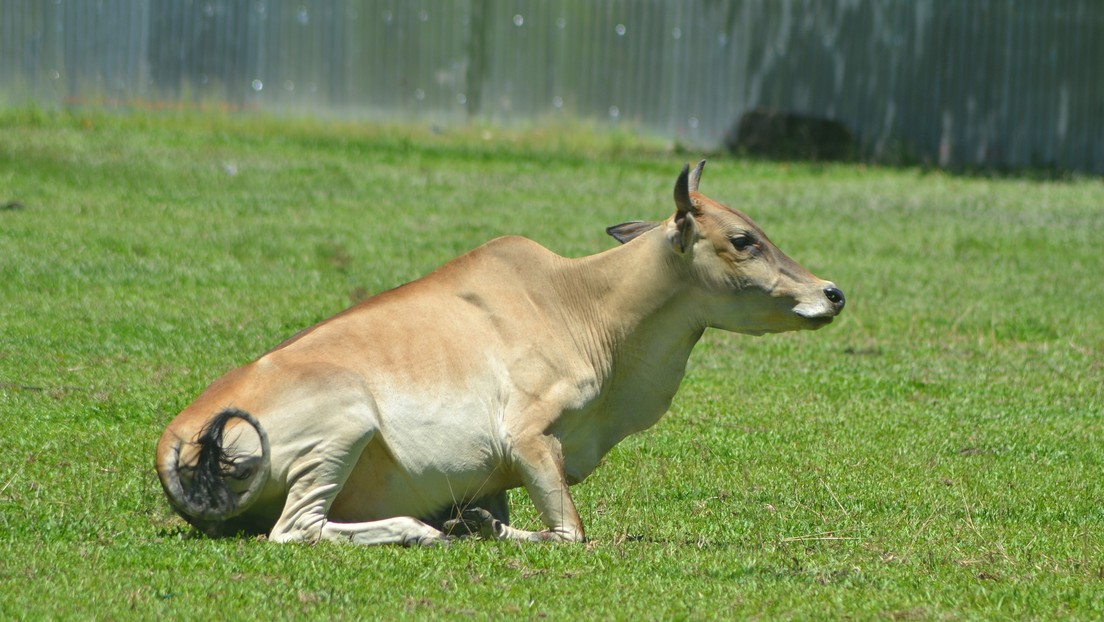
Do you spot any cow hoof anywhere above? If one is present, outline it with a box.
[443,508,503,540]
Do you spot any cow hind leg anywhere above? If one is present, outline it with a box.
[320,516,447,547]
[475,491,511,525]
[270,451,447,547]
[267,431,449,547]
[264,385,449,547]
[441,491,511,539]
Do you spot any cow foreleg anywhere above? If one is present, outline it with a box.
[450,435,585,542]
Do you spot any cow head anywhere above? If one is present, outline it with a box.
[607,161,844,335]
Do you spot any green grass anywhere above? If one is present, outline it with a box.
[1,109,1103,620]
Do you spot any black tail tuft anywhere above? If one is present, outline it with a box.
[159,407,270,537]
[181,408,249,523]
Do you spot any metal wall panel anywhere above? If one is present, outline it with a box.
[1,0,1100,172]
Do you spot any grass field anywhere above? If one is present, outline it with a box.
[1,109,1103,619]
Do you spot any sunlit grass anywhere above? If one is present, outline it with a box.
[1,109,1102,619]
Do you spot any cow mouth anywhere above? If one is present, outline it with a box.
[794,310,836,329]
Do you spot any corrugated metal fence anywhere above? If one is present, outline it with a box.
[2,0,1101,172]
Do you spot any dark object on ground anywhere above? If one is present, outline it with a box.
[725,109,857,161]
[2,201,25,210]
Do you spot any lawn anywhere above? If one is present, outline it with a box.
[1,109,1102,619]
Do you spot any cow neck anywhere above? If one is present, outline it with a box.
[551,228,706,387]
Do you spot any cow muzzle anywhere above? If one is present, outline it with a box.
[793,283,845,326]
[824,286,845,311]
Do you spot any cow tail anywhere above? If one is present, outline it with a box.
[158,408,270,533]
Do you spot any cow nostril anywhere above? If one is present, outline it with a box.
[824,287,845,308]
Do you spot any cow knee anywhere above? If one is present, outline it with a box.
[269,506,328,543]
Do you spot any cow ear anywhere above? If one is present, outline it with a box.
[669,163,701,254]
[669,211,699,254]
[606,220,660,244]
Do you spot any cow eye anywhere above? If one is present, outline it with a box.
[729,235,754,252]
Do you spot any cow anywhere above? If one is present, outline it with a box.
[155,161,844,546]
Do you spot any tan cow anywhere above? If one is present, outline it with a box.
[156,161,844,545]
